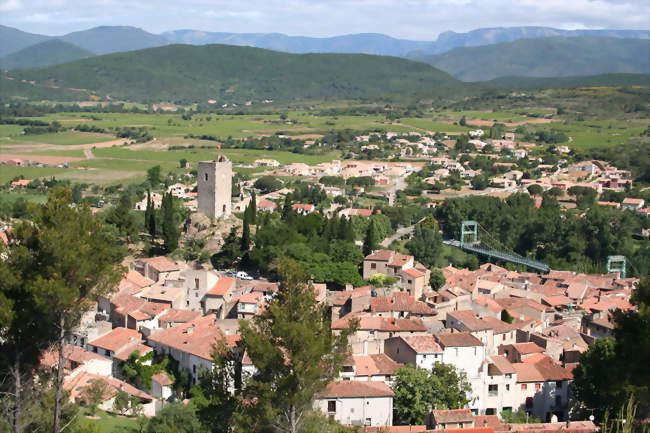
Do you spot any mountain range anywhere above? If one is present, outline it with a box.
[417,36,650,81]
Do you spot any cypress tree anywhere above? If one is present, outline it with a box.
[363,219,380,256]
[146,191,156,239]
[250,191,257,224]
[161,192,179,252]
[241,215,251,250]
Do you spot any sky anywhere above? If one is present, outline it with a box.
[1,0,649,39]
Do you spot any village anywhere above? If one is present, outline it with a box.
[2,122,646,432]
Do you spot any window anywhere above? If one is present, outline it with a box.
[556,381,563,388]
[192,365,196,373]
[371,263,377,269]
[506,384,510,391]
[505,373,512,379]
[521,384,528,390]
[365,418,371,426]
[327,401,336,413]
[204,173,208,181]
[555,395,562,407]
[459,424,463,429]
[488,384,498,396]
[223,204,227,213]
[525,397,533,409]
[535,383,541,390]
[485,408,496,415]
[195,278,200,288]
[408,279,412,284]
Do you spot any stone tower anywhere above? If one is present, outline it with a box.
[197,155,232,219]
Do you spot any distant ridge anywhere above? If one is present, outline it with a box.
[0,24,50,57]
[0,39,95,70]
[417,37,650,81]
[485,73,650,89]
[8,43,460,103]
[60,26,170,55]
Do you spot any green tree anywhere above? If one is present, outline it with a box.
[459,115,467,126]
[501,409,541,424]
[393,364,470,425]
[471,175,488,191]
[179,158,188,168]
[81,379,108,416]
[113,391,130,415]
[254,176,283,194]
[234,260,357,433]
[105,194,138,242]
[71,184,83,204]
[527,184,544,196]
[241,216,251,251]
[145,403,206,433]
[145,191,156,239]
[161,192,180,252]
[362,219,380,256]
[429,269,446,290]
[0,188,123,433]
[147,165,162,187]
[405,224,443,268]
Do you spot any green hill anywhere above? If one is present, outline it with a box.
[60,26,170,55]
[9,44,460,103]
[485,73,650,89]
[418,37,650,81]
[0,39,95,70]
[0,25,50,58]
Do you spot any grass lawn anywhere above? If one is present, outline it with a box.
[0,166,69,184]
[0,191,47,204]
[79,409,140,433]
[10,131,117,145]
[400,118,471,133]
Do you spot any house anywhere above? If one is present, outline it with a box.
[140,285,185,309]
[291,203,315,215]
[256,199,278,212]
[363,250,430,298]
[332,315,428,355]
[621,198,645,211]
[483,355,518,416]
[203,276,237,318]
[64,371,156,417]
[340,354,403,383]
[86,327,148,374]
[158,309,202,328]
[132,256,181,282]
[426,408,474,430]
[150,371,174,400]
[40,344,113,377]
[511,359,572,421]
[498,343,546,364]
[314,381,394,427]
[339,208,374,218]
[237,291,265,319]
[147,314,240,384]
[369,293,437,319]
[384,335,443,371]
[254,159,280,168]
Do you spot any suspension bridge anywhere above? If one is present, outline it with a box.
[442,220,633,277]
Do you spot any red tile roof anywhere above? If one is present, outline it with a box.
[512,359,573,382]
[435,332,484,347]
[431,408,474,423]
[403,267,425,278]
[148,315,239,360]
[349,353,403,376]
[316,381,394,398]
[88,328,142,352]
[370,293,436,315]
[399,335,443,353]
[332,316,427,332]
[158,309,202,324]
[238,291,264,304]
[207,277,236,296]
[137,256,180,272]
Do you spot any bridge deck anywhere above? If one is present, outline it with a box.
[443,240,550,273]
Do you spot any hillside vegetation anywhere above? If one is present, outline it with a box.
[419,37,650,81]
[0,24,49,57]
[0,39,95,70]
[9,43,460,103]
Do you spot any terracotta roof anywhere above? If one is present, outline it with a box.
[511,342,545,355]
[207,277,236,296]
[257,199,278,209]
[403,267,425,278]
[431,408,474,423]
[399,335,443,353]
[362,427,427,433]
[124,269,155,289]
[350,354,403,376]
[151,371,174,386]
[238,291,264,304]
[489,355,516,375]
[521,353,553,364]
[139,301,170,317]
[370,293,436,315]
[506,421,597,433]
[112,293,146,316]
[446,428,494,433]
[291,203,314,211]
[364,249,413,268]
[88,328,142,352]
[158,309,202,324]
[64,371,153,403]
[137,256,179,272]
[332,316,427,332]
[512,359,573,382]
[542,295,574,307]
[40,344,107,369]
[316,381,394,398]
[435,332,483,347]
[480,317,517,334]
[113,343,153,361]
[447,310,491,331]
[148,314,239,360]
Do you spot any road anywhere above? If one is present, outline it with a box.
[381,224,416,247]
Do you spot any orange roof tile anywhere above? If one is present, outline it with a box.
[88,328,142,352]
[435,332,483,347]
[316,381,394,398]
[207,277,236,296]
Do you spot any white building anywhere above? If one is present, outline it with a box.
[314,381,394,427]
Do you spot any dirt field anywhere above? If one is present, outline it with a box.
[0,153,84,165]
[466,118,560,127]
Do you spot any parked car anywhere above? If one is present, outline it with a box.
[236,271,253,280]
[223,271,236,277]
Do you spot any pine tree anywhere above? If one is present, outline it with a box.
[363,219,380,256]
[234,260,357,433]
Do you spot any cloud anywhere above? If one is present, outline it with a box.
[0,0,648,38]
